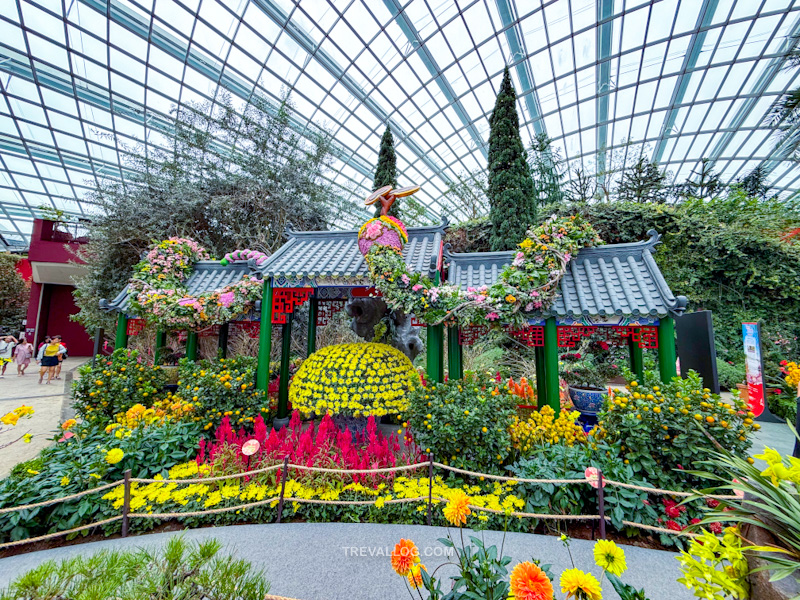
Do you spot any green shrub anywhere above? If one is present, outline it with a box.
[596,369,758,490]
[72,349,166,423]
[716,358,745,391]
[173,356,272,431]
[508,442,658,534]
[0,419,200,543]
[405,373,517,472]
[0,536,270,599]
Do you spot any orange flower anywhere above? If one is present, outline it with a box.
[407,563,427,588]
[61,419,77,430]
[509,561,554,600]
[443,490,471,527]
[391,539,419,576]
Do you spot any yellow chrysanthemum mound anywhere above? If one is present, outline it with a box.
[289,343,418,418]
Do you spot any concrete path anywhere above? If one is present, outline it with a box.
[0,357,90,477]
[0,523,693,599]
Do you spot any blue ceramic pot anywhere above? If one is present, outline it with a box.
[567,385,606,415]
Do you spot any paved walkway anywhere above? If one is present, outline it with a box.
[0,523,693,599]
[0,357,90,477]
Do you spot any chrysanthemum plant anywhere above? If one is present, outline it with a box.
[391,492,651,600]
[366,215,602,328]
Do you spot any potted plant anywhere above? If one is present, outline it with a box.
[561,352,607,414]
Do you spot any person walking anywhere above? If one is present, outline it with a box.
[0,335,18,378]
[37,335,65,385]
[13,338,33,376]
[54,337,67,380]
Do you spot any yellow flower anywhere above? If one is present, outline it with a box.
[593,539,627,576]
[560,569,602,600]
[407,563,427,588]
[61,419,77,430]
[1,411,19,426]
[60,476,70,486]
[23,433,32,443]
[26,469,39,475]
[505,294,516,303]
[105,448,125,465]
[443,490,471,527]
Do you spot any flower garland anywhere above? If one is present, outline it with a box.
[364,215,602,327]
[127,238,263,330]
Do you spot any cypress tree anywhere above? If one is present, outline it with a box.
[372,124,400,218]
[488,66,535,251]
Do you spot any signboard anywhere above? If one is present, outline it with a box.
[742,322,767,417]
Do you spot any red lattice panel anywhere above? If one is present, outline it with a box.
[126,318,146,336]
[557,325,597,347]
[233,321,261,339]
[272,288,312,324]
[634,325,659,349]
[459,325,489,345]
[316,299,346,326]
[199,325,220,337]
[410,315,425,327]
[508,325,545,347]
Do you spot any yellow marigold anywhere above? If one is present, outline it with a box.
[559,568,602,600]
[105,448,125,465]
[593,539,627,576]
[61,418,77,430]
[391,539,419,576]
[14,405,34,417]
[443,489,471,527]
[509,561,554,600]
[407,563,427,588]
[506,295,517,303]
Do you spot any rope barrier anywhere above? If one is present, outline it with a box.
[284,462,429,474]
[0,481,124,514]
[131,464,283,485]
[433,462,588,485]
[621,520,701,539]
[0,516,123,550]
[602,478,739,500]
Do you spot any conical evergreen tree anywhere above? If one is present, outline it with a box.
[372,124,400,218]
[488,67,535,251]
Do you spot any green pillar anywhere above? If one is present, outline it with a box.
[155,330,167,364]
[657,316,677,383]
[447,326,463,380]
[307,297,318,357]
[218,323,229,358]
[114,313,128,350]
[277,312,293,420]
[628,335,644,381]
[544,318,560,416]
[256,278,274,393]
[534,344,546,407]
[427,324,444,383]
[186,332,198,361]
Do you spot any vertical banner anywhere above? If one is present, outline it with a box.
[742,322,766,417]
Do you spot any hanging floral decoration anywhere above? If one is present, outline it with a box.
[128,238,263,330]
[363,214,603,328]
[220,248,270,267]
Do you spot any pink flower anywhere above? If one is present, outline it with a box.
[401,274,410,285]
[219,291,235,307]
[512,252,524,267]
[709,522,723,534]
[486,312,500,321]
[412,284,423,292]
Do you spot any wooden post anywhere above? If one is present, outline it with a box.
[218,323,229,359]
[154,330,167,365]
[114,313,128,350]
[427,454,434,526]
[628,335,644,381]
[447,326,463,380]
[544,318,560,416]
[597,469,606,540]
[277,313,293,420]
[256,278,274,393]
[92,327,104,367]
[307,297,318,357]
[276,456,289,523]
[657,316,677,383]
[185,332,198,362]
[122,469,131,538]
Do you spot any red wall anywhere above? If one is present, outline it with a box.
[26,283,94,356]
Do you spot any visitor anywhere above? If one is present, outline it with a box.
[0,334,18,378]
[54,337,68,380]
[13,338,34,376]
[37,335,65,385]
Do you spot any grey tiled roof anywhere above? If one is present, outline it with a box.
[259,221,448,280]
[100,261,258,314]
[445,230,687,318]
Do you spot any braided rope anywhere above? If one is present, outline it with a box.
[433,462,587,485]
[0,516,123,550]
[131,464,283,485]
[0,481,124,514]
[284,463,428,474]
[603,478,739,500]
[621,520,700,538]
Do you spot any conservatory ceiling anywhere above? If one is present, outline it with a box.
[1,0,800,248]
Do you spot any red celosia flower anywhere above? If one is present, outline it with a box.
[709,522,723,534]
[706,498,720,509]
[666,520,683,532]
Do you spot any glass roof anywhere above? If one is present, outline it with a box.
[1,0,800,248]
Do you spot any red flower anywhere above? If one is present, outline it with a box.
[706,498,720,509]
[709,522,723,534]
[690,518,701,525]
[666,520,683,532]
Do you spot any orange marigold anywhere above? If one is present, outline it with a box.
[443,490,471,527]
[509,561,554,600]
[391,539,419,576]
[407,563,427,588]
